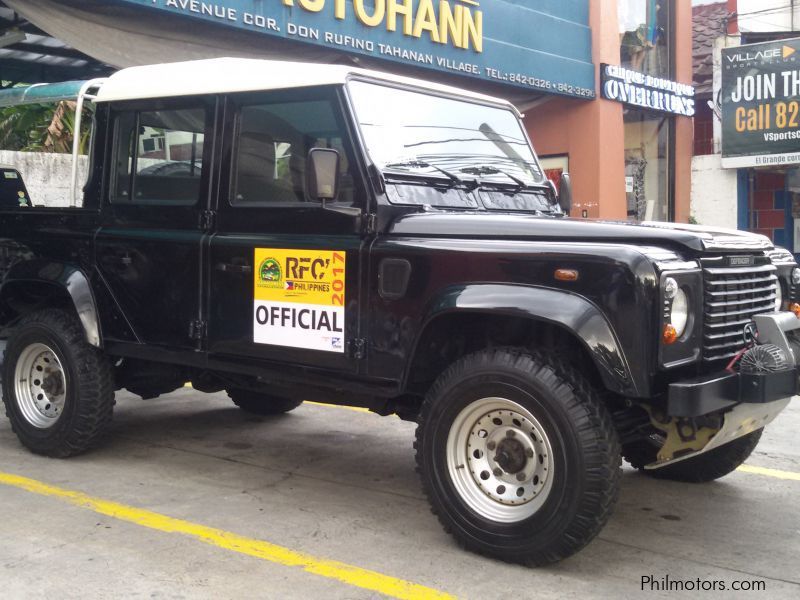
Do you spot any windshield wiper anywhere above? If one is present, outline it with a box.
[385,160,475,189]
[459,165,528,189]
[457,165,559,214]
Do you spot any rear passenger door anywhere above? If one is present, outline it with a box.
[207,87,366,374]
[95,99,214,349]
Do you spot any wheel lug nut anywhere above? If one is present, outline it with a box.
[487,441,496,451]
[516,473,526,482]
[526,448,534,458]
[493,468,503,477]
[506,430,515,437]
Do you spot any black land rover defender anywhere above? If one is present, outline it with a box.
[0,58,797,566]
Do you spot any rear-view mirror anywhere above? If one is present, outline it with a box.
[559,172,573,214]
[306,148,340,202]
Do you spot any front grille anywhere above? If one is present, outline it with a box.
[703,264,778,361]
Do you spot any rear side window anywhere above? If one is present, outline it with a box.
[232,97,356,206]
[112,108,207,206]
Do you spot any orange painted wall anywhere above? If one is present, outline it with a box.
[673,0,694,223]
[526,0,694,223]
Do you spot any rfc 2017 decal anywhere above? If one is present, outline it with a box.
[253,248,345,353]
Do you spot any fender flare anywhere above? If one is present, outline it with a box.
[0,260,101,347]
[411,284,639,397]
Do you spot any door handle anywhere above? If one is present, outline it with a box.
[216,261,252,274]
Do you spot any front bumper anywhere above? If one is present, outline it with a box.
[668,312,800,418]
[646,313,797,470]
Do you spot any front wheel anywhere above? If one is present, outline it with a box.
[1,309,115,457]
[415,349,621,566]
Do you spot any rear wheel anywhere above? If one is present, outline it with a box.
[623,429,762,482]
[226,388,303,416]
[2,309,115,457]
[415,348,621,566]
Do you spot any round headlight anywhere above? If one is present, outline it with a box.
[775,283,784,312]
[793,268,800,285]
[670,288,689,337]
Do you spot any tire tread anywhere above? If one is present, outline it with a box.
[226,388,303,415]
[2,309,115,457]
[414,347,621,566]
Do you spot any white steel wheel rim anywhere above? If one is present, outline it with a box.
[446,397,554,523]
[14,342,67,429]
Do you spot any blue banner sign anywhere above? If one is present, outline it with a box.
[116,0,595,98]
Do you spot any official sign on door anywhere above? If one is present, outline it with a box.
[253,248,346,353]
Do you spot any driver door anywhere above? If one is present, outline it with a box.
[207,87,367,374]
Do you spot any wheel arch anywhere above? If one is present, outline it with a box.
[404,284,639,398]
[0,261,101,347]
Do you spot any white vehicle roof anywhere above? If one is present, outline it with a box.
[94,57,514,109]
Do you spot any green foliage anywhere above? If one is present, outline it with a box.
[0,103,51,151]
[0,101,92,154]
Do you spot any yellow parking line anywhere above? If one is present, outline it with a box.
[0,472,453,600]
[737,464,800,481]
[305,401,372,413]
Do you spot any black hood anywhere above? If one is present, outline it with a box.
[388,213,773,254]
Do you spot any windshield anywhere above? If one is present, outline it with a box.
[347,80,546,190]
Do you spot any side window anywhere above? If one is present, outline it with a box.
[233,98,356,206]
[112,107,206,206]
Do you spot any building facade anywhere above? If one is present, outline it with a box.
[691,0,800,252]
[529,0,694,222]
[2,0,695,222]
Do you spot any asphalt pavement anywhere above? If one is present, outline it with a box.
[0,383,798,599]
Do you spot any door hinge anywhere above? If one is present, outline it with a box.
[189,319,207,341]
[199,210,215,230]
[348,338,367,360]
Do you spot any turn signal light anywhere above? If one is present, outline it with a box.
[790,303,800,318]
[662,324,679,345]
[554,269,579,282]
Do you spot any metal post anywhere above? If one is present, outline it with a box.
[70,78,107,207]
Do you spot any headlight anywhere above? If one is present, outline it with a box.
[670,288,689,337]
[660,272,702,363]
[775,282,784,311]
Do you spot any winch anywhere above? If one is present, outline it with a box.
[739,343,790,374]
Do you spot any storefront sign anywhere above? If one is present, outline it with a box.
[115,0,595,98]
[600,64,695,116]
[721,38,800,168]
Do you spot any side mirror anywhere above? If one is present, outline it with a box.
[558,172,573,214]
[306,148,340,202]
